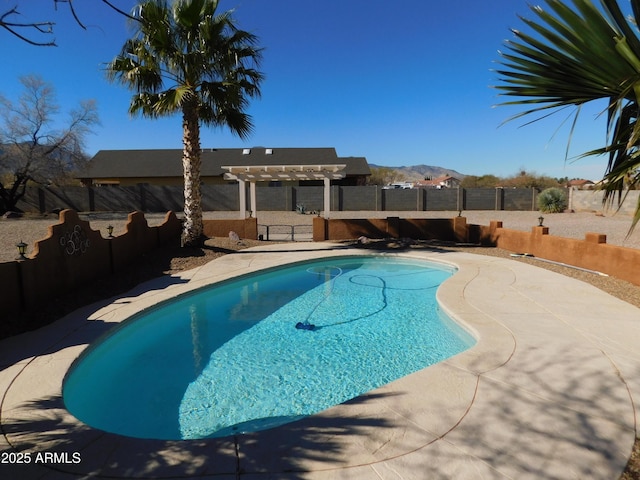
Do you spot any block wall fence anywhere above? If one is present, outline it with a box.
[14,184,640,216]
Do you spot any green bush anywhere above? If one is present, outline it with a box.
[537,187,568,213]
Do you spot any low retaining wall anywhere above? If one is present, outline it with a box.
[203,218,258,239]
[489,222,640,286]
[312,216,471,243]
[313,217,640,287]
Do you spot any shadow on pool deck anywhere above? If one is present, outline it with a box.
[0,273,192,368]
[1,392,400,478]
[3,346,633,480]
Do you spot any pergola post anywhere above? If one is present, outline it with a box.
[238,179,246,219]
[249,181,257,217]
[323,177,331,218]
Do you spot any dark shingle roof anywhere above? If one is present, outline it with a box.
[80,148,370,179]
[339,156,371,176]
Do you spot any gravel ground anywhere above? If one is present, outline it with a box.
[1,209,639,263]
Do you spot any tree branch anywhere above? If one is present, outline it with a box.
[99,0,140,22]
[1,1,139,47]
[54,0,86,30]
[55,0,141,27]
[0,7,56,46]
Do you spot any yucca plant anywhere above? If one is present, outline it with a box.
[494,0,640,230]
[537,187,568,213]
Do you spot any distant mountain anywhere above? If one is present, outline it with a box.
[369,164,466,182]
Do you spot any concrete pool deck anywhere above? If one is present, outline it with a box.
[0,242,638,479]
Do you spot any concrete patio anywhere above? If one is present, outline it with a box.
[1,242,638,479]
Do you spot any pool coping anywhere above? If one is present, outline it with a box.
[1,242,639,479]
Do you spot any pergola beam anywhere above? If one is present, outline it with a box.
[222,164,346,219]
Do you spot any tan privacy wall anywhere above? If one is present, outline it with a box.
[2,210,182,320]
[2,212,261,322]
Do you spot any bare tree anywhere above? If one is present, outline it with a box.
[0,75,99,213]
[1,1,136,46]
[366,167,406,186]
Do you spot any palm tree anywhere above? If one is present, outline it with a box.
[494,0,640,229]
[106,0,263,246]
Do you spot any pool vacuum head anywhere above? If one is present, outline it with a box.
[295,322,315,331]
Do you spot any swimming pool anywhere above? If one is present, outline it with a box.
[63,256,475,440]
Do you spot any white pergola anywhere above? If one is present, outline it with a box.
[222,164,346,219]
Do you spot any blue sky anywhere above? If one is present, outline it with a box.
[0,0,614,180]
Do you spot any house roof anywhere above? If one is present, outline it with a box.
[79,148,370,179]
[567,179,594,187]
[414,175,459,187]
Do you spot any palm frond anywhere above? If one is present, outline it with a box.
[494,0,640,230]
[106,0,263,132]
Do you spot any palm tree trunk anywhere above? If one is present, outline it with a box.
[181,102,204,246]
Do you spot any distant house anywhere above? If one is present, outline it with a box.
[78,147,370,187]
[414,175,461,189]
[567,179,595,190]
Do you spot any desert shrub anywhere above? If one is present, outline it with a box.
[537,187,568,213]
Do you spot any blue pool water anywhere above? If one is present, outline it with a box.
[63,256,475,440]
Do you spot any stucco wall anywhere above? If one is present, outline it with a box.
[203,218,258,239]
[490,222,640,285]
[313,217,470,243]
[1,210,182,324]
